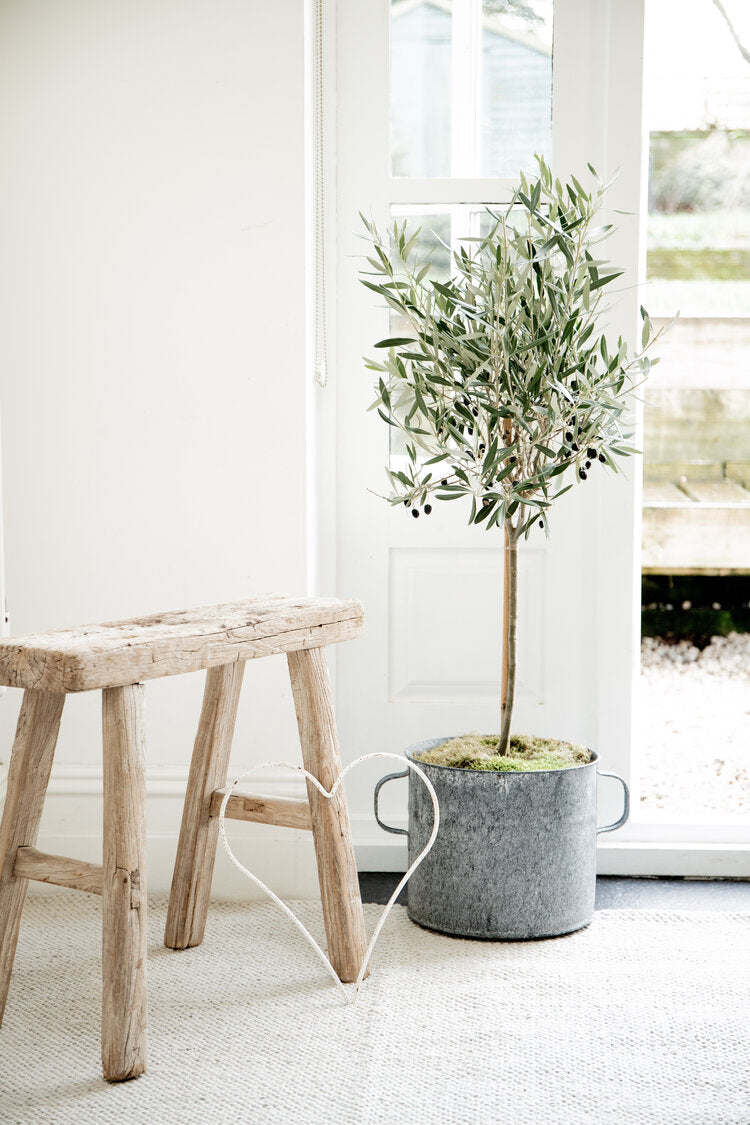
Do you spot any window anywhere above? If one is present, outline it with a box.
[390,0,553,178]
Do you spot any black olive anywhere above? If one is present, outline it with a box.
[571,443,579,452]
[403,500,409,507]
[579,469,587,481]
[424,504,432,515]
[587,448,597,459]
[510,455,517,463]
[538,520,544,528]
[472,408,478,417]
[598,453,606,463]
[468,427,474,436]
[441,478,448,486]
[565,431,573,442]
[585,460,591,469]
[412,509,420,518]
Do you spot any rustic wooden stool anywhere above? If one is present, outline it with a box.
[0,595,368,1081]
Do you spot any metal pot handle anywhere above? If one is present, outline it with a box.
[596,769,630,834]
[373,768,410,836]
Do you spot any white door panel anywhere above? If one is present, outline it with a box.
[330,0,748,873]
[387,545,544,710]
[334,0,616,850]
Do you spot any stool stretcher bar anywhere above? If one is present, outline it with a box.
[209,789,313,831]
[13,846,104,896]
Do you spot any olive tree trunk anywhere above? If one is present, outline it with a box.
[497,525,518,756]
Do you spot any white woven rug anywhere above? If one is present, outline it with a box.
[1,897,748,1125]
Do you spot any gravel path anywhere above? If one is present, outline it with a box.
[639,633,750,817]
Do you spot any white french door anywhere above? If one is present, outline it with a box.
[325,0,749,874]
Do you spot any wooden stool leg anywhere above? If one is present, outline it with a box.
[287,647,368,984]
[0,690,65,1025]
[101,684,147,1082]
[165,661,245,950]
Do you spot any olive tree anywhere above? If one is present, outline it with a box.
[360,157,662,755]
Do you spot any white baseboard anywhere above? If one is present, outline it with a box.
[23,832,750,898]
[14,767,750,892]
[596,841,750,878]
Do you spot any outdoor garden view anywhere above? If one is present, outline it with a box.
[639,0,750,820]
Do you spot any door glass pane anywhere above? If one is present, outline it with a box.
[480,1,553,177]
[386,208,452,463]
[390,0,553,179]
[386,205,508,465]
[640,0,750,820]
[390,2,453,177]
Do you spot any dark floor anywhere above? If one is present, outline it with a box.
[359,872,750,911]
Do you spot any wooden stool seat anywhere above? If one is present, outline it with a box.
[0,595,363,692]
[0,595,367,1082]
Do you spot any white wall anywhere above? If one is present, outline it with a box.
[0,0,322,896]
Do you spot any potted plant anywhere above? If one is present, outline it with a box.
[363,158,663,939]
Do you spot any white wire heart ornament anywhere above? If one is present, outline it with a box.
[218,751,439,1003]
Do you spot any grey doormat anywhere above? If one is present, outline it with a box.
[1,896,748,1124]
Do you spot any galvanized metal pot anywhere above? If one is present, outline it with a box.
[374,736,629,940]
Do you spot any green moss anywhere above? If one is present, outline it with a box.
[416,732,591,772]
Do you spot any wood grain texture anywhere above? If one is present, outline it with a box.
[0,690,65,1025]
[165,662,245,951]
[642,501,750,571]
[210,789,313,831]
[682,479,750,506]
[101,684,148,1082]
[13,847,104,895]
[287,648,368,984]
[0,596,364,692]
[642,481,692,507]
